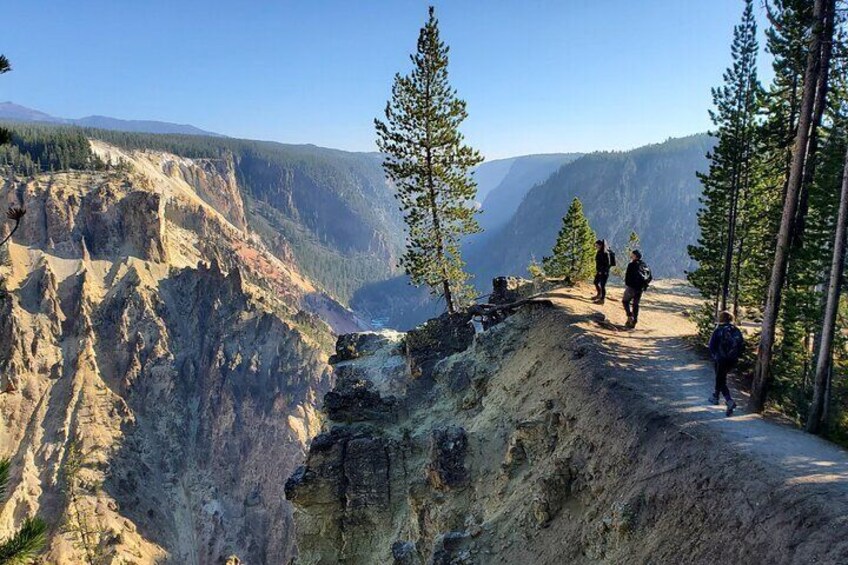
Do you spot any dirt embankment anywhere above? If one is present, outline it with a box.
[287,281,848,564]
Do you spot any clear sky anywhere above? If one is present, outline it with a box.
[2,0,770,159]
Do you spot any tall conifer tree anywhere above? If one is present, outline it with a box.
[542,198,596,283]
[751,0,835,412]
[688,0,762,319]
[375,6,483,313]
[0,55,11,146]
[807,140,848,433]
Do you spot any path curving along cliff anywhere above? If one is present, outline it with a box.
[287,280,848,564]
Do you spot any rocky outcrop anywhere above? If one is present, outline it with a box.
[162,154,248,231]
[2,175,168,262]
[286,316,479,564]
[285,426,402,563]
[489,276,535,305]
[323,376,397,422]
[405,312,474,380]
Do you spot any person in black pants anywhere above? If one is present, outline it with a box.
[708,310,743,416]
[622,250,649,328]
[592,239,611,304]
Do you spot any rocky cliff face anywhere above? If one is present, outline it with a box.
[287,290,848,564]
[160,153,248,231]
[0,141,354,563]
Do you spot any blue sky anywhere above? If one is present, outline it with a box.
[3,1,769,159]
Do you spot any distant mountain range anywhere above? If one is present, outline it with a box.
[0,101,223,136]
[474,153,583,234]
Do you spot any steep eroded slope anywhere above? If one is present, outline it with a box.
[0,142,348,563]
[287,283,848,564]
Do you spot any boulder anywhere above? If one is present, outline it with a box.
[332,331,402,363]
[489,276,534,305]
[406,313,474,380]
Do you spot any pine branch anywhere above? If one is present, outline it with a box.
[0,517,48,564]
[0,208,26,247]
[0,459,10,500]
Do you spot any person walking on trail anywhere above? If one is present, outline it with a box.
[622,249,651,329]
[708,310,744,416]
[592,239,612,304]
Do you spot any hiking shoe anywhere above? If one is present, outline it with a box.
[708,393,719,405]
[594,297,606,305]
[725,399,737,417]
[625,316,635,329]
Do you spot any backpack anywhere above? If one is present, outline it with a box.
[638,262,652,290]
[717,324,745,362]
[608,249,617,267]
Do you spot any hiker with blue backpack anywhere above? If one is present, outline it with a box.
[708,310,744,416]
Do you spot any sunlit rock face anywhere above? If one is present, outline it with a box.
[0,141,354,564]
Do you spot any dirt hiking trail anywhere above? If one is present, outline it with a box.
[540,280,848,494]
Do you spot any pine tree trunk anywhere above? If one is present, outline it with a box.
[721,166,741,312]
[733,233,745,318]
[442,279,453,313]
[806,143,848,434]
[750,0,830,412]
[427,169,453,314]
[423,71,454,315]
[733,128,754,318]
[790,0,835,252]
[823,362,833,426]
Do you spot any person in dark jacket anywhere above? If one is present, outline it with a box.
[708,310,743,416]
[622,250,649,328]
[592,239,611,304]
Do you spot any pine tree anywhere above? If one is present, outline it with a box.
[62,441,107,565]
[624,230,640,266]
[808,140,848,433]
[542,198,596,283]
[739,0,813,319]
[613,230,640,279]
[375,6,483,313]
[688,0,762,321]
[751,0,836,412]
[0,55,11,146]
